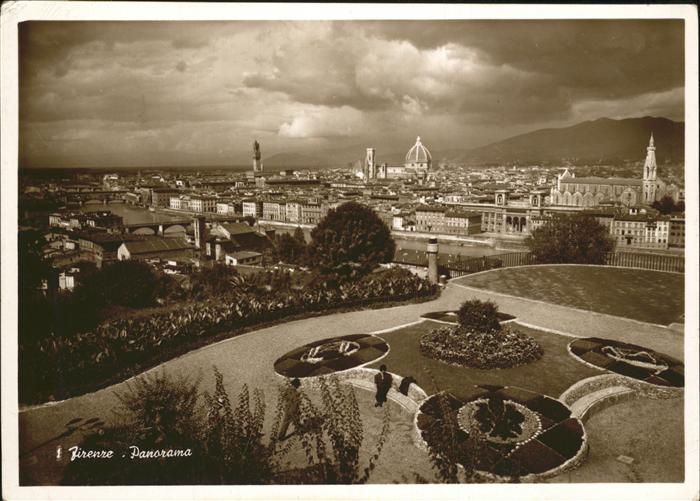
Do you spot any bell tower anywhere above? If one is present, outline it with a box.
[253,140,263,172]
[365,148,376,180]
[643,133,657,204]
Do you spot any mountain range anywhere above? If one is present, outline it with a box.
[263,116,684,168]
[454,116,684,166]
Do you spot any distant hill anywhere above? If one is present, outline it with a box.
[262,152,329,169]
[456,117,684,166]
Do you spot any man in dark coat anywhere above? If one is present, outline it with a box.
[374,364,393,407]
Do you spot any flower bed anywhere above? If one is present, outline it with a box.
[415,385,587,480]
[274,334,389,378]
[420,325,543,369]
[457,399,542,445]
[568,337,684,388]
[20,268,437,403]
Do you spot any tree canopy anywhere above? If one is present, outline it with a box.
[307,202,396,276]
[525,213,615,264]
[78,260,161,309]
[273,227,307,266]
[652,195,684,215]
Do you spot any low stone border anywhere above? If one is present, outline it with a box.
[274,367,428,412]
[560,373,683,417]
[572,386,638,423]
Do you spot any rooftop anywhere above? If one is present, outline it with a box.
[560,175,642,187]
[219,222,256,235]
[121,237,191,255]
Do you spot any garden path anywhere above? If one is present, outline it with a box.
[17,274,684,484]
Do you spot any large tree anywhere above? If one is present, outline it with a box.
[652,195,684,215]
[307,202,396,276]
[273,227,307,266]
[77,260,161,309]
[525,213,615,264]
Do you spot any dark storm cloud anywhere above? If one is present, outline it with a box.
[17,20,685,167]
[237,20,683,125]
[366,20,684,99]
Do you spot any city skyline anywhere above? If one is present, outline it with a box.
[19,20,684,168]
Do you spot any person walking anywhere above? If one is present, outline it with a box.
[278,378,302,440]
[374,365,393,407]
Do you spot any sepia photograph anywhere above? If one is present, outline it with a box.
[1,2,698,500]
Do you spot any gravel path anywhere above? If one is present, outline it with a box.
[17,273,684,485]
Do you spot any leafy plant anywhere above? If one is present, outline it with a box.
[201,368,279,483]
[473,396,525,440]
[292,376,391,484]
[457,299,501,334]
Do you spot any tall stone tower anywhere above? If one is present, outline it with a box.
[365,148,376,180]
[253,140,263,173]
[193,215,207,256]
[643,133,657,204]
[427,237,439,285]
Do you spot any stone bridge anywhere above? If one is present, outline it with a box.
[123,219,193,235]
[60,190,128,205]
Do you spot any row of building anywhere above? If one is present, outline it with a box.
[155,191,338,226]
[395,194,684,250]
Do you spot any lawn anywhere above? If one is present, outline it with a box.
[554,397,684,483]
[369,320,601,399]
[454,266,684,325]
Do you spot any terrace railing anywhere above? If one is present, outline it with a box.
[394,249,684,278]
[605,251,684,273]
[437,251,534,278]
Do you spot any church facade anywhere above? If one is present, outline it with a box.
[550,134,679,208]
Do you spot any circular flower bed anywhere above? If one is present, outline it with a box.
[274,334,389,378]
[420,325,543,369]
[569,337,684,387]
[457,398,542,445]
[415,385,586,479]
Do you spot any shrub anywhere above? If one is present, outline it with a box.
[62,371,204,485]
[457,299,501,334]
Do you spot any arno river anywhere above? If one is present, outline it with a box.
[80,202,184,224]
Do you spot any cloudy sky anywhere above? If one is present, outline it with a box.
[19,20,684,168]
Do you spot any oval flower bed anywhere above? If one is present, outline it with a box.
[274,334,389,378]
[415,385,587,480]
[420,325,543,369]
[569,337,684,387]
